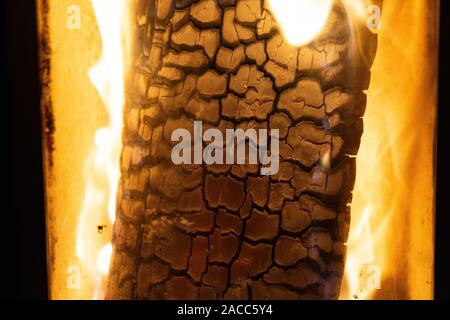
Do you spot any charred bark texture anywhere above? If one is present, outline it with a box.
[106,0,379,300]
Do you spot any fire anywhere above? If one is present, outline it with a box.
[340,205,388,299]
[340,0,437,300]
[268,0,334,47]
[39,0,436,300]
[76,0,131,299]
[97,243,113,276]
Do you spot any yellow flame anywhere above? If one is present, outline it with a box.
[339,107,394,299]
[340,1,436,300]
[97,243,113,275]
[342,0,368,21]
[340,205,389,299]
[268,0,374,47]
[268,0,334,47]
[76,0,130,299]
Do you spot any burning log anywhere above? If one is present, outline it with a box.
[106,0,380,300]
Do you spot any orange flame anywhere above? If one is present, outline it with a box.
[340,0,437,300]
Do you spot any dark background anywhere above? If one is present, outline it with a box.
[3,0,48,299]
[434,0,449,301]
[2,1,449,300]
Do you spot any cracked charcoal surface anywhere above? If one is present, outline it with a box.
[107,0,379,300]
